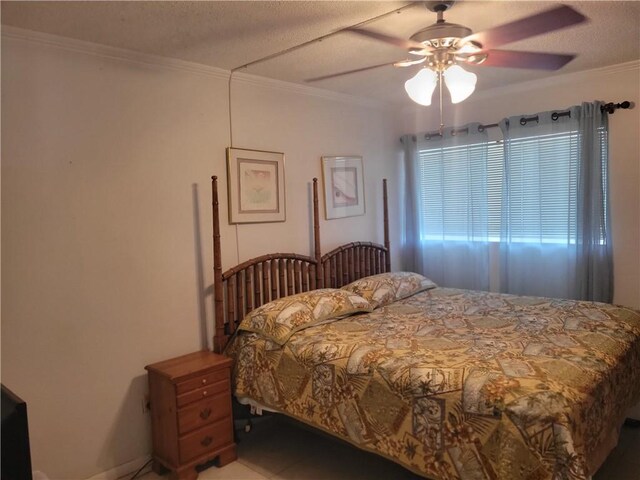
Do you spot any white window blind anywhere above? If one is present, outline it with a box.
[504,130,578,244]
[417,140,501,241]
[598,126,609,241]
[417,128,608,245]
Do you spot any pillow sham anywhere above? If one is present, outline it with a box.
[341,272,437,309]
[237,288,372,345]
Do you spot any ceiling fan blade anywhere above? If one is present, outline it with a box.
[460,5,587,50]
[467,49,576,70]
[305,62,395,82]
[345,27,431,52]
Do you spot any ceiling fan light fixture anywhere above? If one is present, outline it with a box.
[404,67,438,106]
[443,64,477,103]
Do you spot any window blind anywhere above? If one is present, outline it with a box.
[417,140,501,241]
[504,131,578,244]
[417,128,607,245]
[598,126,609,241]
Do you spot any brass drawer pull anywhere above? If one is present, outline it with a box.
[201,378,207,384]
[201,436,213,447]
[200,408,212,420]
[202,390,208,397]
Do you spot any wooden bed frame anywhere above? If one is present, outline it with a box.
[211,176,390,353]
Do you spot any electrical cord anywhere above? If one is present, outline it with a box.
[129,458,153,480]
[227,69,241,265]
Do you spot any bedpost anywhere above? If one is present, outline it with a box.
[313,178,324,288]
[212,176,226,353]
[383,178,391,273]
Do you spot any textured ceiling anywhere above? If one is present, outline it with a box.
[3,1,639,106]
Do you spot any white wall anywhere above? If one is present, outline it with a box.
[396,62,640,310]
[1,29,398,479]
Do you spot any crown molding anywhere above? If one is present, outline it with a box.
[1,25,230,80]
[230,70,388,109]
[1,25,389,110]
[472,60,640,102]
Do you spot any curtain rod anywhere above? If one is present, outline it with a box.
[401,100,632,142]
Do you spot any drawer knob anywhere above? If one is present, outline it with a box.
[200,408,212,420]
[201,436,213,447]
[202,390,208,396]
[201,378,207,384]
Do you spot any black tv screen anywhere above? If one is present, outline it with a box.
[1,384,33,480]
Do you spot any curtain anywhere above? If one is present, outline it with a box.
[400,134,422,273]
[499,102,612,301]
[402,124,490,290]
[575,102,613,302]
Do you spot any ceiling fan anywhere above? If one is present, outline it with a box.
[307,2,587,106]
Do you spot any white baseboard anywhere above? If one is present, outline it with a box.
[86,455,151,480]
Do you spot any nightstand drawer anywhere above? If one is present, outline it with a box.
[179,417,233,464]
[176,369,228,395]
[177,379,229,408]
[178,392,231,435]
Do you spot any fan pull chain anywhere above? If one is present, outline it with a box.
[438,69,444,136]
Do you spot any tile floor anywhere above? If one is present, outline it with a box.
[140,416,640,480]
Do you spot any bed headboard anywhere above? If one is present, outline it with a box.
[211,176,389,353]
[320,179,390,288]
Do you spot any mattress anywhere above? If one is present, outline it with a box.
[225,288,640,480]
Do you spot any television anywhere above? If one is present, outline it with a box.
[1,384,33,480]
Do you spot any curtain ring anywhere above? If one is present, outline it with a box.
[520,116,539,125]
[478,125,485,132]
[551,112,559,121]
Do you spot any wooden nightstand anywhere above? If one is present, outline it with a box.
[145,351,236,480]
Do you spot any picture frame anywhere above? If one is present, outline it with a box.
[321,156,365,220]
[226,147,286,224]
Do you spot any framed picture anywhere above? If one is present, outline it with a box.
[226,147,286,224]
[321,156,365,220]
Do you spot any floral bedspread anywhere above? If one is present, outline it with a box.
[225,288,640,479]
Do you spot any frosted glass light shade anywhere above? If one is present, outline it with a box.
[443,65,477,104]
[404,68,438,106]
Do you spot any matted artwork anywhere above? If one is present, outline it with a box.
[226,147,285,224]
[321,156,365,219]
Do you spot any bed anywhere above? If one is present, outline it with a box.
[209,176,640,480]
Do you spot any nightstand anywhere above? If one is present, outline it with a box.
[145,351,236,480]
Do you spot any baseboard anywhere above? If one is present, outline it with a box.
[86,455,151,480]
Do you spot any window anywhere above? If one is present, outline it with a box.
[503,130,578,244]
[407,105,612,300]
[416,127,608,245]
[417,140,501,241]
